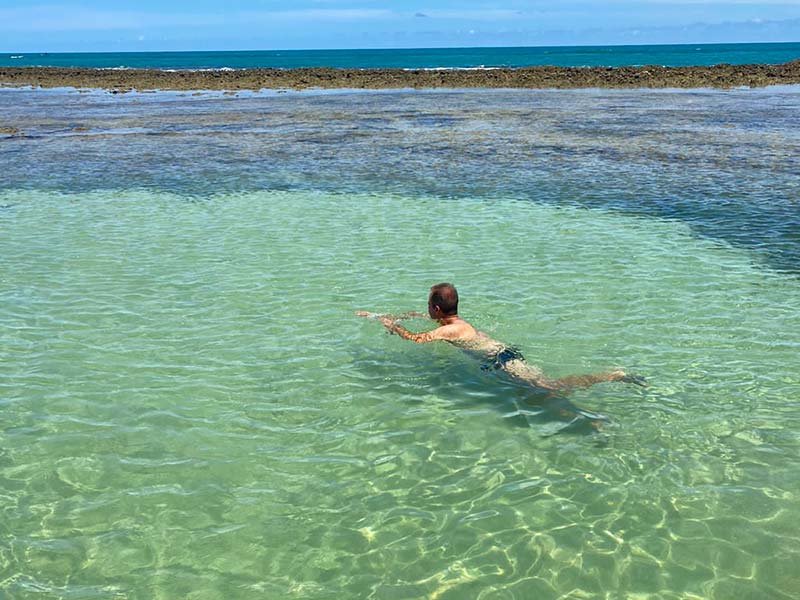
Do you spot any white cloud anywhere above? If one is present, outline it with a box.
[415,9,526,20]
[0,4,396,32]
[251,9,394,20]
[0,5,222,31]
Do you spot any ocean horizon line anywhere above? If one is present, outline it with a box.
[6,40,800,53]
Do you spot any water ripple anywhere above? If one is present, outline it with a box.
[1,130,799,596]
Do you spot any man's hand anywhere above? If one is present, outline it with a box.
[378,317,396,333]
[355,310,427,321]
[355,312,399,333]
[398,311,427,319]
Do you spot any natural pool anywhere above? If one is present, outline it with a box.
[1,88,799,598]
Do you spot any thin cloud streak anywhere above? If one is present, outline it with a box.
[412,9,527,20]
[255,9,394,20]
[0,6,219,31]
[0,6,396,32]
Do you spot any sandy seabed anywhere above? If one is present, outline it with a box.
[2,61,800,92]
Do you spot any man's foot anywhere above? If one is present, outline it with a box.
[621,373,648,387]
[610,369,648,387]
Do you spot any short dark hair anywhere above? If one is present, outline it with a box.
[429,283,459,316]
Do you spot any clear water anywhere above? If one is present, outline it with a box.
[2,42,800,69]
[1,88,800,598]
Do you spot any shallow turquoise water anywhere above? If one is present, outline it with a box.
[2,185,799,598]
[2,87,800,597]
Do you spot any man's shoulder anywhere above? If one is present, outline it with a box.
[435,320,477,341]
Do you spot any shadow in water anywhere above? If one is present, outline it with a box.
[349,344,612,437]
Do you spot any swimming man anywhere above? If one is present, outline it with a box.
[356,282,644,395]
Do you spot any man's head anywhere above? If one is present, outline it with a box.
[428,283,459,319]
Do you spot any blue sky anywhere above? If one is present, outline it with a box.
[1,1,798,52]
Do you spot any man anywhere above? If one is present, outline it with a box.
[357,282,645,393]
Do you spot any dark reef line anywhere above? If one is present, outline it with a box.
[2,61,800,91]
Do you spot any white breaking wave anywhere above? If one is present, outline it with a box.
[402,66,504,71]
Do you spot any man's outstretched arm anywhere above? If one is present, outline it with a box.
[356,313,460,344]
[380,319,441,344]
[355,310,427,321]
[355,311,441,343]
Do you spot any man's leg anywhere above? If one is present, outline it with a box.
[503,360,644,392]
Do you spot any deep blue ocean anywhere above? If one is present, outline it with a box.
[2,42,799,69]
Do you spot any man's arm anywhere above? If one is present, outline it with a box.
[381,320,440,343]
[378,318,466,344]
[355,310,427,321]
